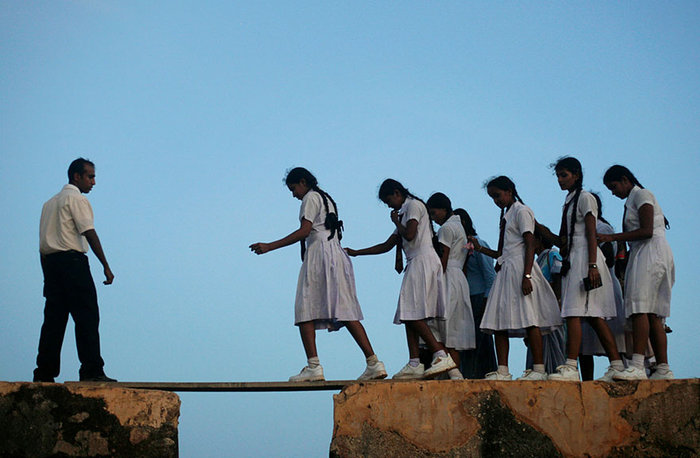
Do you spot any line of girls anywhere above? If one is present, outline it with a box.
[250,157,674,382]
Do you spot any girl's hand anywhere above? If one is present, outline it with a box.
[467,236,481,253]
[522,277,533,296]
[596,233,613,243]
[249,242,271,255]
[344,248,357,257]
[390,210,401,226]
[588,266,601,288]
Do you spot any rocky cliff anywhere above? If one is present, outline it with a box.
[331,379,699,457]
[0,382,179,457]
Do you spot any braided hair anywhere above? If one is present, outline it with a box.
[484,176,524,258]
[552,157,584,255]
[603,164,669,230]
[591,192,611,226]
[285,167,344,241]
[453,208,477,237]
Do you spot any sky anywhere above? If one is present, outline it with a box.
[1,1,698,456]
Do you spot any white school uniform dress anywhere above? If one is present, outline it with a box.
[429,215,476,350]
[294,190,364,329]
[623,186,674,318]
[480,202,562,337]
[393,197,446,324]
[580,220,627,355]
[560,190,616,319]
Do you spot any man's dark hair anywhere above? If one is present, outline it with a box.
[68,158,95,181]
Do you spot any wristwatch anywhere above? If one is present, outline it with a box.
[524,273,532,279]
[589,264,598,269]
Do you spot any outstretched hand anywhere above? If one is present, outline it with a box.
[467,236,481,253]
[344,247,358,257]
[596,233,614,243]
[249,242,271,255]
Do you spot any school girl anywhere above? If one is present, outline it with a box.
[599,165,674,380]
[541,157,625,382]
[425,193,477,380]
[345,179,456,379]
[455,208,498,379]
[470,176,562,381]
[578,192,628,380]
[250,167,387,382]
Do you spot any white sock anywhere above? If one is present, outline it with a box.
[366,354,379,365]
[448,368,463,379]
[533,364,545,374]
[307,357,320,368]
[632,353,645,370]
[611,360,625,371]
[566,358,578,369]
[497,365,509,375]
[655,363,671,373]
[409,358,421,367]
[433,350,448,359]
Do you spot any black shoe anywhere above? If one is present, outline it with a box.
[33,377,55,383]
[80,374,118,382]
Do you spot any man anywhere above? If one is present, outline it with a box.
[33,158,116,382]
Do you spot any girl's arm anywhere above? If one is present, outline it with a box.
[584,213,601,287]
[535,221,565,248]
[468,236,500,259]
[250,219,313,255]
[597,204,654,243]
[521,231,535,296]
[346,233,399,257]
[392,211,418,241]
[439,243,450,272]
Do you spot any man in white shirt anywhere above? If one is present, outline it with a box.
[33,158,116,383]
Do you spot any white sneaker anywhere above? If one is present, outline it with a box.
[517,369,548,381]
[357,361,388,381]
[649,369,674,380]
[448,368,464,380]
[612,366,648,381]
[484,371,512,381]
[423,354,457,379]
[289,365,325,382]
[596,366,623,382]
[549,364,580,381]
[392,363,425,380]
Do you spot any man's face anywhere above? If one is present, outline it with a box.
[73,165,96,194]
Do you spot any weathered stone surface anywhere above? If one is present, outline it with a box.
[0,382,180,457]
[330,379,699,457]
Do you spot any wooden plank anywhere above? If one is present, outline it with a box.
[64,380,392,392]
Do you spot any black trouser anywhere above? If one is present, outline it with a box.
[34,251,105,380]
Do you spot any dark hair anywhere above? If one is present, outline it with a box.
[553,157,584,254]
[426,192,453,213]
[484,175,524,222]
[603,164,669,229]
[533,225,554,250]
[591,192,611,226]
[453,208,477,236]
[285,167,343,241]
[378,178,439,249]
[67,158,95,181]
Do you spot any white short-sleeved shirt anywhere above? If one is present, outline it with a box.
[438,215,468,268]
[499,201,534,262]
[564,190,597,243]
[299,190,337,241]
[624,186,667,238]
[39,184,95,255]
[394,197,433,259]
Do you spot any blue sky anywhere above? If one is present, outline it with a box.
[1,2,698,456]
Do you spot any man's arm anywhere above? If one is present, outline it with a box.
[83,229,114,285]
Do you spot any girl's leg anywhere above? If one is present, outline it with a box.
[298,321,317,359]
[588,317,622,362]
[525,327,544,365]
[344,321,375,358]
[631,313,650,356]
[405,320,446,354]
[648,314,668,365]
[494,331,509,367]
[565,317,582,360]
[405,324,421,359]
